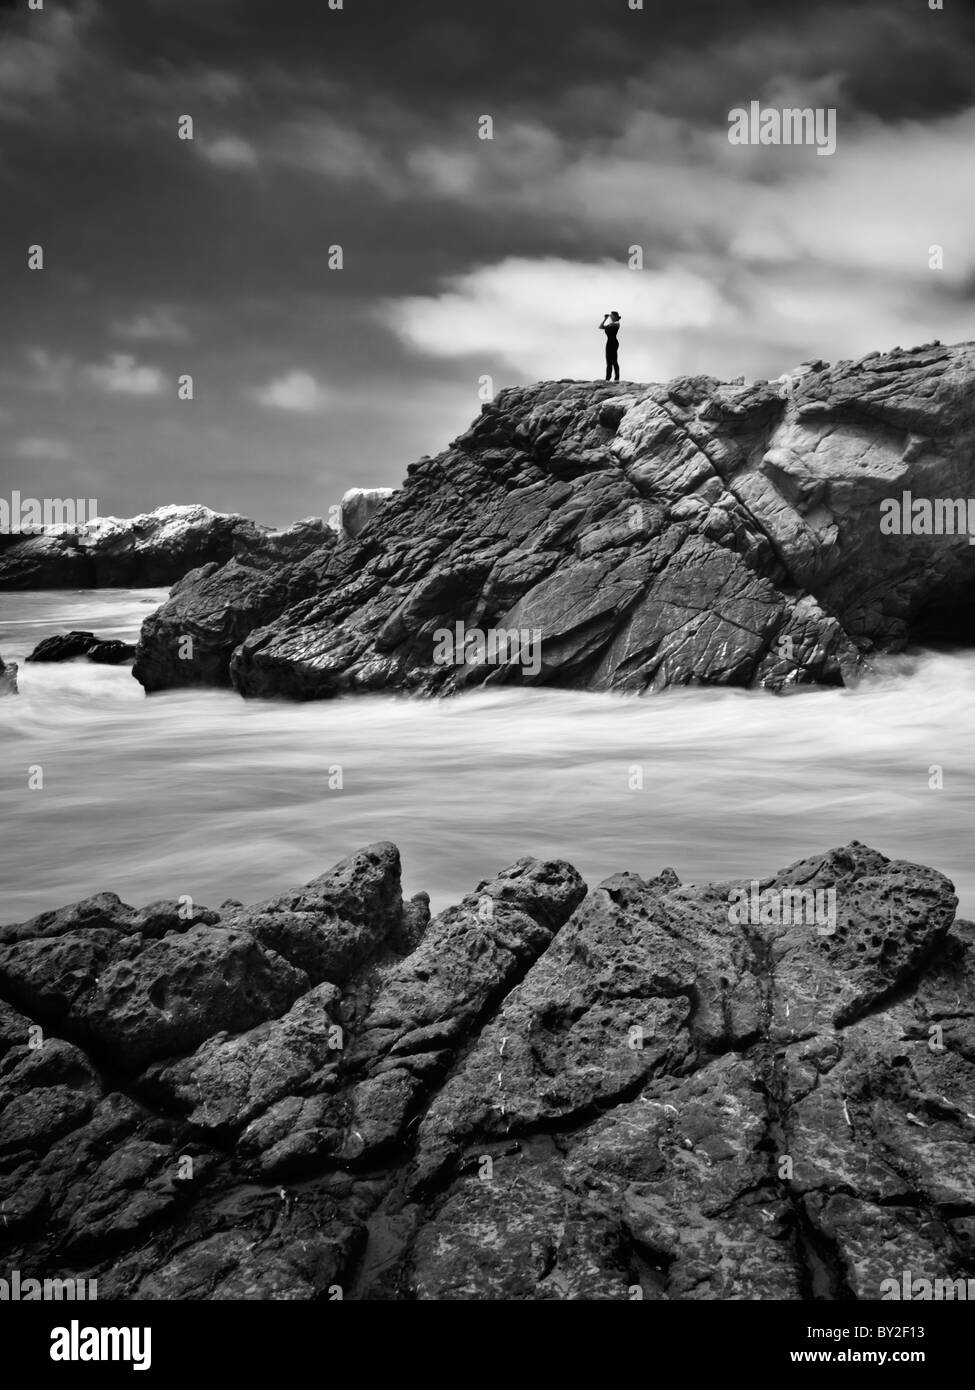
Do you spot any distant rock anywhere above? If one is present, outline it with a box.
[340,487,396,539]
[0,505,261,590]
[0,840,970,1300]
[27,631,98,662]
[27,632,136,665]
[134,341,975,699]
[0,650,17,695]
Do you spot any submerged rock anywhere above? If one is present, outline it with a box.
[134,341,975,699]
[87,639,137,665]
[0,839,970,1300]
[27,632,100,662]
[26,632,136,664]
[25,636,134,667]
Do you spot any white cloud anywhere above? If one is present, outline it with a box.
[405,148,479,198]
[276,120,394,185]
[382,258,730,381]
[13,436,75,462]
[199,136,260,170]
[397,102,975,292]
[199,71,246,105]
[0,3,91,115]
[378,99,975,383]
[86,354,167,396]
[713,110,975,284]
[24,348,76,394]
[111,307,188,343]
[15,348,167,399]
[381,246,975,387]
[253,370,330,413]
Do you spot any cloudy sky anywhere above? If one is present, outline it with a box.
[0,0,973,527]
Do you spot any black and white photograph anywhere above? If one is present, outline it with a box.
[0,0,973,1359]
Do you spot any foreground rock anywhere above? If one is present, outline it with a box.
[27,632,136,664]
[0,650,17,695]
[134,340,975,699]
[0,505,264,590]
[0,839,971,1300]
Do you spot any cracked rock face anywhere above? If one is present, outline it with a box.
[0,840,970,1300]
[133,341,975,699]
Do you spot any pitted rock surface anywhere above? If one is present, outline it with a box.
[0,839,970,1300]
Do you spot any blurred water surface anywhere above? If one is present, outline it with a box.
[1,588,972,922]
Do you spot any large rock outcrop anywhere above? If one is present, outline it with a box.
[134,341,975,699]
[0,840,972,1300]
[0,505,264,590]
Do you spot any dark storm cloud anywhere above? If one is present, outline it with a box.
[36,0,975,122]
[2,3,972,129]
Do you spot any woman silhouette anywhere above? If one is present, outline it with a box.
[600,311,621,381]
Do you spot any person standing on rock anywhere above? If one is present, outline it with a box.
[600,311,621,381]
